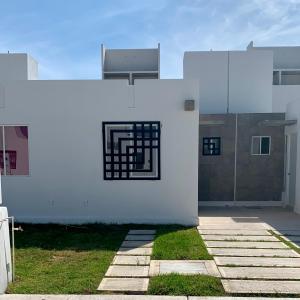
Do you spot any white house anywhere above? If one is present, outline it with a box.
[0,46,199,225]
[183,42,300,213]
[0,42,300,224]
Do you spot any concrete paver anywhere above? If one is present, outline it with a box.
[97,277,149,292]
[201,235,277,241]
[207,247,300,257]
[214,256,300,267]
[189,298,296,300]
[125,234,155,241]
[219,266,300,279]
[149,260,220,277]
[112,255,151,265]
[121,240,154,248]
[199,207,300,295]
[0,295,297,300]
[198,229,271,236]
[117,247,152,256]
[197,224,266,230]
[128,230,156,235]
[204,241,287,249]
[221,279,300,294]
[105,265,149,277]
[99,228,156,293]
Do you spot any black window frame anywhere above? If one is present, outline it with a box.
[102,121,161,180]
[202,137,221,156]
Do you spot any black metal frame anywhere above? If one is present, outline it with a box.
[102,121,161,180]
[202,137,221,156]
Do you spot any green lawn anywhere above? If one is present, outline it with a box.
[152,226,212,260]
[148,274,225,296]
[8,224,214,295]
[7,223,128,294]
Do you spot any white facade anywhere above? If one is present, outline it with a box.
[183,50,273,113]
[285,101,300,214]
[102,44,160,84]
[0,78,199,225]
[0,54,38,81]
[1,42,300,222]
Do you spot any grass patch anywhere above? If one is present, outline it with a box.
[7,223,129,294]
[148,274,225,296]
[152,226,212,260]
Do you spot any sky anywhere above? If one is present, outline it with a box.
[1,0,300,79]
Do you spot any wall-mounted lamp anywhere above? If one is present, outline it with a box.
[184,99,195,111]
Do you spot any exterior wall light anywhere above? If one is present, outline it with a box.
[184,99,195,111]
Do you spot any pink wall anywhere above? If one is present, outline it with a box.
[0,126,29,175]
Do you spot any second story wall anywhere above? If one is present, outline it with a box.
[184,50,273,114]
[0,54,38,81]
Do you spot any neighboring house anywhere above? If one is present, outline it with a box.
[0,41,299,225]
[184,42,300,212]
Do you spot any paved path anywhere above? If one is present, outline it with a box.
[198,207,300,295]
[0,295,298,299]
[98,229,156,293]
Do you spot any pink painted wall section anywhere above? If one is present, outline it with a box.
[0,126,29,176]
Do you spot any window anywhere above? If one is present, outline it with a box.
[203,137,221,156]
[251,136,271,155]
[0,126,29,175]
[102,121,161,180]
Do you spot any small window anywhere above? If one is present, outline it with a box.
[203,137,221,156]
[0,126,29,175]
[251,136,271,155]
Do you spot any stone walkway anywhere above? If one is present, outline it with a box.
[198,207,300,295]
[98,229,156,293]
[0,295,298,300]
[273,229,300,249]
[149,260,220,277]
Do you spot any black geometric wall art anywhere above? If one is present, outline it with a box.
[102,121,161,180]
[203,137,221,156]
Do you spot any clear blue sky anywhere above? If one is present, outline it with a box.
[1,0,300,79]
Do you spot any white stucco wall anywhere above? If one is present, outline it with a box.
[0,79,199,225]
[183,51,228,113]
[183,50,273,114]
[0,54,38,81]
[249,45,300,69]
[286,100,300,214]
[228,50,273,113]
[273,85,300,113]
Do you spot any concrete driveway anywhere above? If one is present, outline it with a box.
[198,207,300,295]
[198,206,300,230]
